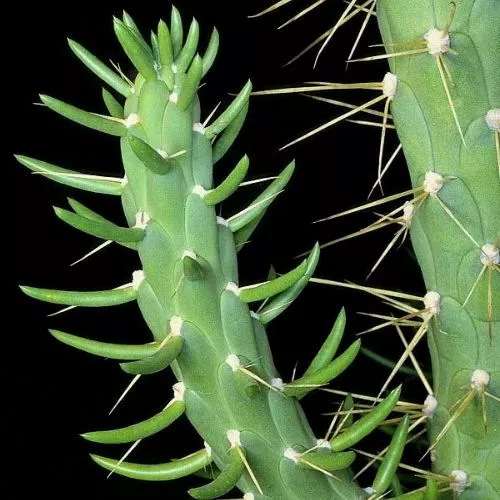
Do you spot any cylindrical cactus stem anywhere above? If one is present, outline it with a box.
[376,1,499,498]
[17,9,413,499]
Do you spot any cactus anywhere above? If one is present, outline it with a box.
[252,0,499,498]
[14,2,499,499]
[14,6,414,499]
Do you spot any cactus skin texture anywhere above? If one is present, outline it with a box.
[15,8,402,499]
[376,2,499,498]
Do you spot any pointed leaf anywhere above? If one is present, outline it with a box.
[68,39,131,97]
[40,95,127,136]
[170,6,184,57]
[212,102,248,164]
[91,448,211,480]
[239,259,308,303]
[188,447,245,499]
[258,243,320,324]
[177,55,203,110]
[54,206,145,243]
[82,400,185,444]
[303,307,346,376]
[284,340,361,399]
[15,155,123,196]
[49,329,159,360]
[229,160,295,232]
[372,414,410,496]
[129,135,170,174]
[205,80,252,139]
[204,155,249,205]
[298,450,355,472]
[20,284,137,307]
[202,28,219,77]
[329,387,401,452]
[114,18,156,81]
[102,88,124,118]
[120,336,184,375]
[176,18,199,74]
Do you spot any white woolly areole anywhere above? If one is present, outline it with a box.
[382,72,398,98]
[156,148,168,159]
[204,441,212,458]
[124,113,140,128]
[423,394,438,418]
[132,270,145,290]
[424,291,441,318]
[173,382,185,401]
[471,369,490,392]
[217,216,229,227]
[193,122,206,134]
[284,447,300,463]
[430,449,437,463]
[271,378,285,391]
[480,243,500,266]
[192,184,207,198]
[171,63,178,74]
[485,108,500,131]
[402,201,416,226]
[121,175,129,187]
[227,429,242,448]
[423,171,445,194]
[250,311,260,320]
[169,92,179,103]
[449,469,468,493]
[363,487,377,495]
[316,439,331,449]
[243,494,255,500]
[183,249,197,261]
[226,354,241,371]
[226,282,241,296]
[134,211,150,229]
[169,315,184,337]
[424,28,450,56]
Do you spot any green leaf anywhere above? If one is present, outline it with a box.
[120,336,184,375]
[102,88,124,118]
[188,447,245,499]
[205,80,252,139]
[204,155,249,205]
[284,340,361,399]
[258,243,320,324]
[177,55,203,110]
[329,386,401,452]
[176,18,199,74]
[15,155,123,196]
[82,400,185,444]
[40,95,127,136]
[91,448,211,481]
[114,18,157,81]
[229,160,295,233]
[303,307,346,376]
[239,259,308,303]
[49,329,159,360]
[68,39,131,97]
[129,135,170,175]
[54,206,145,243]
[201,28,219,77]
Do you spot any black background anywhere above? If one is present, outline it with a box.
[10,1,427,497]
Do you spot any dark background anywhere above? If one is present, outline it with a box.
[10,1,427,497]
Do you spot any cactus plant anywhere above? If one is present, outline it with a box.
[252,0,499,498]
[14,5,412,499]
[13,1,499,499]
